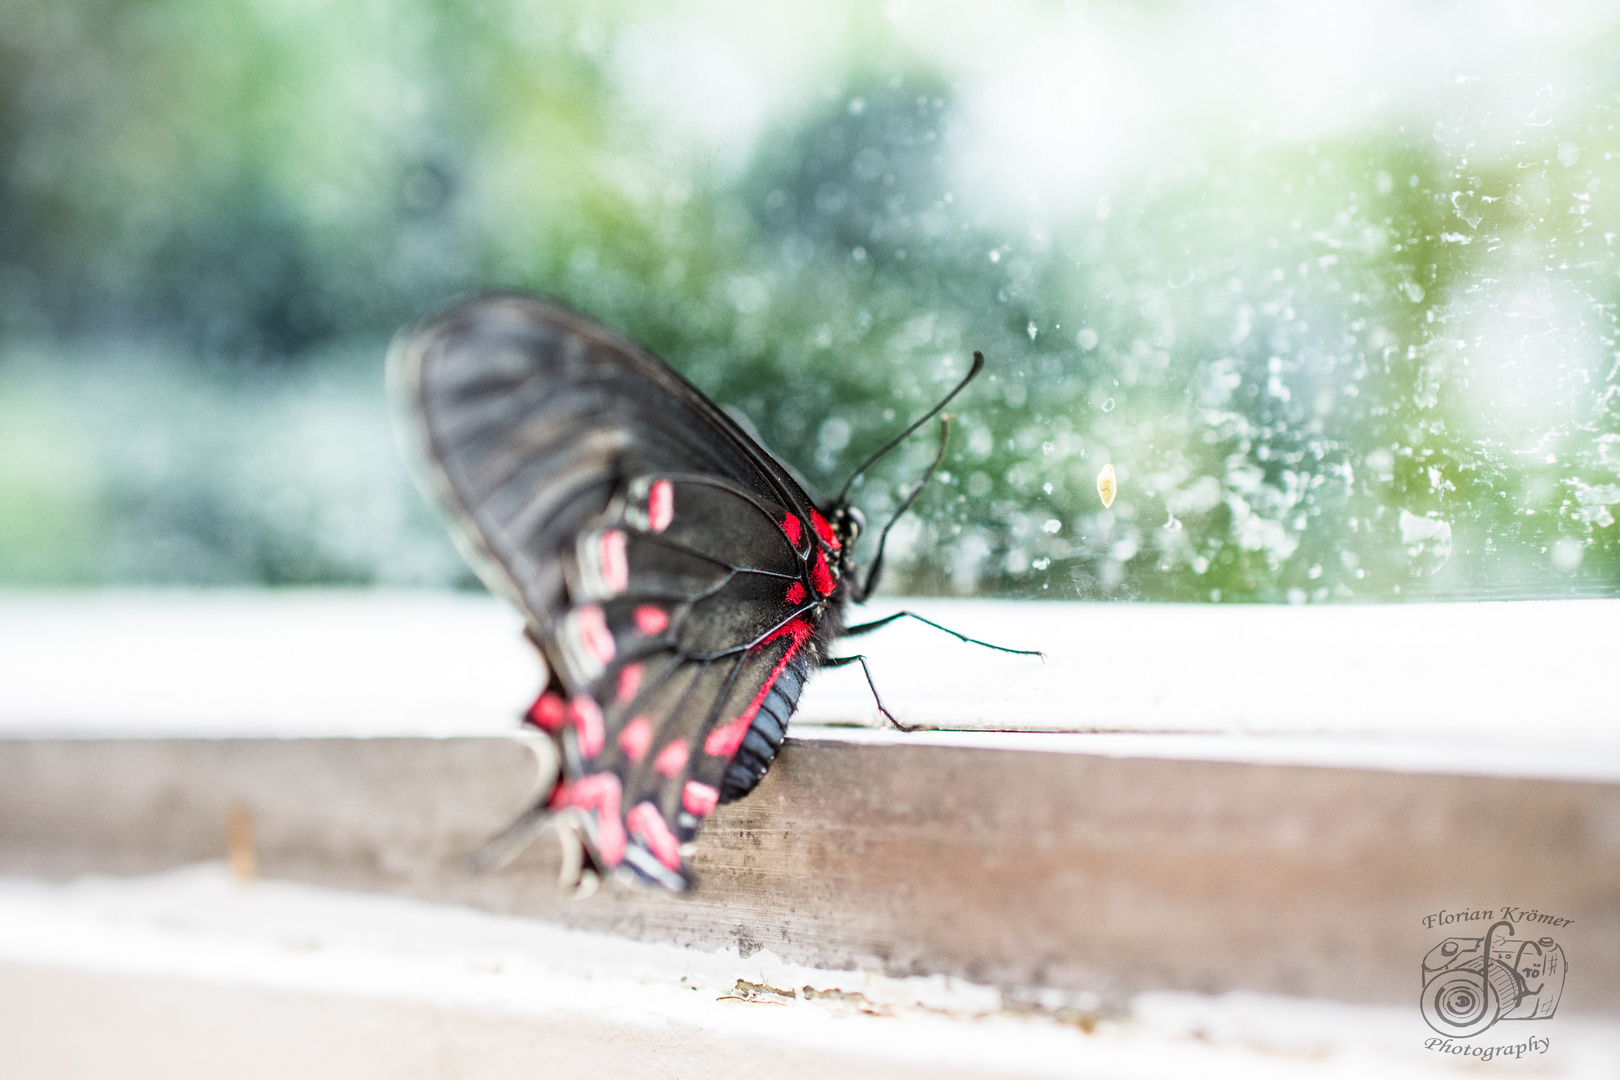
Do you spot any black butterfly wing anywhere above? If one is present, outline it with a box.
[390,294,843,889]
[391,293,819,620]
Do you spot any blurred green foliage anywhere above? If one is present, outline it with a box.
[1,1,1617,600]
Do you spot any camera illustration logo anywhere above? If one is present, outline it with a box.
[1421,919,1566,1038]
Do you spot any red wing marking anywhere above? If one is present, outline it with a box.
[618,715,653,763]
[648,479,674,532]
[617,663,642,704]
[781,513,803,545]
[703,617,814,759]
[654,740,689,777]
[784,581,807,606]
[634,605,669,635]
[682,781,719,817]
[810,508,839,550]
[810,549,836,597]
[627,801,682,870]
[565,774,624,867]
[569,695,606,758]
[576,605,616,665]
[600,530,629,594]
[526,691,566,731]
[703,717,750,760]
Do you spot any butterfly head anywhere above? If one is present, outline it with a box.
[830,504,864,574]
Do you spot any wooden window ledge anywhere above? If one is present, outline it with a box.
[1,591,1617,1076]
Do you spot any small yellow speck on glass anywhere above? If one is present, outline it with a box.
[1097,463,1116,508]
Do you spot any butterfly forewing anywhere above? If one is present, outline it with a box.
[399,295,815,620]
[393,294,841,890]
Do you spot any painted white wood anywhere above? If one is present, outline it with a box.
[0,591,534,736]
[800,597,1620,745]
[4,866,1614,1079]
[2,591,1615,774]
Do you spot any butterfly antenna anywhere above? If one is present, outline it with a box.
[859,415,951,601]
[835,350,985,505]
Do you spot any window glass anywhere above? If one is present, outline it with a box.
[1,3,1615,600]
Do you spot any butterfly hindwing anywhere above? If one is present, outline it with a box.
[392,295,842,889]
[538,474,825,887]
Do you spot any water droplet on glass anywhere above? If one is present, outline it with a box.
[1398,510,1452,575]
[1097,464,1117,508]
[1557,141,1581,167]
[1027,321,1038,340]
[1403,282,1425,303]
[1076,328,1098,350]
[1101,397,1116,412]
[988,250,1001,263]
[1448,191,1484,229]
[818,417,851,452]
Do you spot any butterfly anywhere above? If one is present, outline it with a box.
[391,293,1028,891]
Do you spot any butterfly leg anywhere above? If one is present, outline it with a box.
[464,799,555,874]
[841,610,1044,658]
[821,653,918,732]
[466,801,605,896]
[462,735,602,894]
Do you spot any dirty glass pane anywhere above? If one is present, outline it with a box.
[1,2,1617,601]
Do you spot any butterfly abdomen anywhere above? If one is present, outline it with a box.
[718,581,850,802]
[719,648,809,802]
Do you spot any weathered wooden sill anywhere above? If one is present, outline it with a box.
[3,730,1617,1017]
[1,592,1617,1076]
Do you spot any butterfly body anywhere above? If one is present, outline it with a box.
[393,294,863,890]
